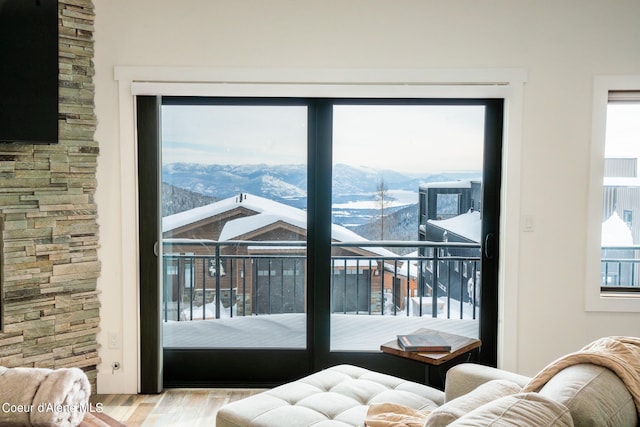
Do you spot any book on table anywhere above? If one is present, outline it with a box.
[396,333,452,352]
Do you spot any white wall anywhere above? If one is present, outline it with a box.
[93,0,640,393]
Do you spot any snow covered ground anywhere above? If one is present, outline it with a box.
[163,297,479,351]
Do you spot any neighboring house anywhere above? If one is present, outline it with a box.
[161,193,410,319]
[601,211,636,287]
[603,158,640,244]
[418,181,482,304]
[419,180,482,222]
[602,158,640,287]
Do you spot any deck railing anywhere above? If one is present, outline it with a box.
[162,240,482,322]
[601,245,640,292]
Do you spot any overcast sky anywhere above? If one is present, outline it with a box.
[161,104,485,174]
[605,103,640,158]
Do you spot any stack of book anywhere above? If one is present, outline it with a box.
[396,333,452,352]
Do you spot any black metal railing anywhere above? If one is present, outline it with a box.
[162,240,482,322]
[601,245,640,292]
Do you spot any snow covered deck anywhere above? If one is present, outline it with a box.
[163,304,479,351]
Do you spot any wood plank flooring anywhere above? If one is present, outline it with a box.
[91,389,266,427]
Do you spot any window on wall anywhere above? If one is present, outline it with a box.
[600,91,640,293]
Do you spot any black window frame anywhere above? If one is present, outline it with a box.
[138,96,503,390]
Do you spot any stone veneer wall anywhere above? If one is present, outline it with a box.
[0,0,100,389]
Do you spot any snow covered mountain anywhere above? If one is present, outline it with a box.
[162,162,478,203]
[161,162,480,240]
[162,163,308,206]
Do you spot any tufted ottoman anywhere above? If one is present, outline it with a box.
[216,364,444,427]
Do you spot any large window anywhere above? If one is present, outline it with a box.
[330,102,486,352]
[138,95,504,388]
[161,100,309,349]
[601,92,640,292]
[587,77,640,312]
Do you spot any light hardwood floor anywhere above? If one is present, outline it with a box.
[91,388,266,427]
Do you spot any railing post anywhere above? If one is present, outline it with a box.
[280,258,285,313]
[201,256,206,321]
[330,258,334,313]
[446,260,451,319]
[432,247,439,318]
[393,260,398,315]
[356,259,360,315]
[380,260,385,315]
[418,258,424,317]
[404,260,411,317]
[268,258,272,315]
[215,244,221,319]
[252,258,257,315]
[459,260,464,320]
[176,257,182,321]
[473,262,478,319]
[242,258,247,316]
[228,256,234,318]
[162,256,168,322]
[343,259,348,314]
[368,259,373,315]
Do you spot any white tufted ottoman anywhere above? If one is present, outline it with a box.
[216,364,444,427]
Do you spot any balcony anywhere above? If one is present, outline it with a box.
[601,245,640,292]
[162,240,482,350]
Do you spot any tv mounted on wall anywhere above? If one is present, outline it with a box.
[0,0,58,144]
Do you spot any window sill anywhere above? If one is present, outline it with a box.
[585,288,640,313]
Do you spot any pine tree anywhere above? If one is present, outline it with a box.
[375,177,389,240]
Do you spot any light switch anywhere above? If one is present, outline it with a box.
[522,215,535,232]
[108,332,120,349]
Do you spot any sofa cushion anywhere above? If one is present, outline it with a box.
[424,379,522,427]
[444,363,531,402]
[448,392,574,427]
[216,364,444,427]
[537,364,637,427]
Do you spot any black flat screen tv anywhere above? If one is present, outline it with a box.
[0,0,58,144]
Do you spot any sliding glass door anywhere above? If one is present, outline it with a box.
[330,102,486,352]
[137,96,503,389]
[161,100,308,351]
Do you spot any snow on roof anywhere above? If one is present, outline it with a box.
[219,214,304,241]
[602,211,633,246]
[162,193,304,233]
[419,180,475,190]
[383,258,419,279]
[219,208,396,257]
[427,210,481,243]
[604,177,640,187]
[164,192,397,257]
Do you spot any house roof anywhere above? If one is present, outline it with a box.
[218,214,303,240]
[602,211,633,246]
[419,179,478,190]
[163,193,397,256]
[604,177,640,187]
[427,209,481,243]
[382,250,420,279]
[162,193,301,233]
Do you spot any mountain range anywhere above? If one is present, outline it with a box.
[162,163,480,247]
[162,162,479,205]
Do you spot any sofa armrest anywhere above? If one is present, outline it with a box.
[444,363,531,402]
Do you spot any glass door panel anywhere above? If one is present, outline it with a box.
[160,102,308,350]
[330,103,486,351]
[601,100,640,290]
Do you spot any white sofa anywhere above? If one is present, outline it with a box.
[216,361,638,427]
